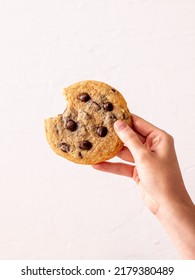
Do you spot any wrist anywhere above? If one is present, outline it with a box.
[155,180,193,217]
[156,195,195,259]
[156,196,194,221]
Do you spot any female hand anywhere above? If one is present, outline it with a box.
[93,114,195,259]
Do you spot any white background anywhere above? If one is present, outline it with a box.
[0,0,195,259]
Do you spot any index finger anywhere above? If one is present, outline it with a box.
[131,114,159,137]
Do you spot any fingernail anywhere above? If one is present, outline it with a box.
[114,120,128,131]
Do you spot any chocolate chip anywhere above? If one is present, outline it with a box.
[78,152,83,158]
[111,88,116,92]
[78,93,90,102]
[59,142,70,152]
[79,140,92,150]
[110,114,117,121]
[97,126,107,137]
[123,113,126,119]
[66,120,77,131]
[103,102,113,111]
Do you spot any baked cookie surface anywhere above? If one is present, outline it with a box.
[44,80,132,164]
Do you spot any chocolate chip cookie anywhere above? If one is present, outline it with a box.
[44,80,132,164]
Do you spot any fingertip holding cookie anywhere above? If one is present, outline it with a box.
[114,120,129,131]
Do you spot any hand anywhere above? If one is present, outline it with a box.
[93,114,189,214]
[93,114,195,259]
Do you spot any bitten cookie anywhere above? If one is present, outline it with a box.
[44,80,132,164]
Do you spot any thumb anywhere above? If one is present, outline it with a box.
[114,120,144,159]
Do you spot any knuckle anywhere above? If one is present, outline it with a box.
[157,128,174,142]
[161,130,174,145]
